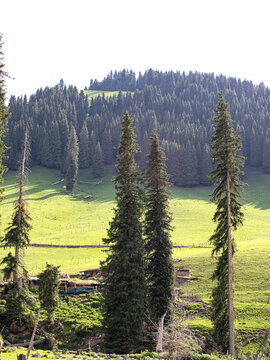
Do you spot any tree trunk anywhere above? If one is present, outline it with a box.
[14,244,20,284]
[227,170,235,357]
[0,338,3,360]
[16,133,28,292]
[255,329,270,360]
[26,308,41,360]
[156,312,167,353]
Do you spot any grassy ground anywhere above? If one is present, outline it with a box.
[2,165,270,248]
[0,165,270,352]
[84,90,132,100]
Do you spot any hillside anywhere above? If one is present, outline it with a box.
[5,70,270,186]
[1,165,270,351]
[0,165,269,285]
[2,166,270,249]
[84,89,132,100]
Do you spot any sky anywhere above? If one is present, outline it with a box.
[1,0,270,99]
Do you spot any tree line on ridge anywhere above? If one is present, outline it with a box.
[5,69,270,185]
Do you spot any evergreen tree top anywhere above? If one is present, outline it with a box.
[211,91,245,201]
[115,112,141,188]
[0,34,9,200]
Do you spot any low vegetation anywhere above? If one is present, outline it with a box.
[0,165,270,356]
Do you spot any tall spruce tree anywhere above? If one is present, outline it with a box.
[65,126,79,193]
[2,132,33,324]
[2,132,32,285]
[144,131,174,350]
[79,122,90,169]
[210,92,245,356]
[92,142,104,178]
[38,264,60,324]
[262,129,270,173]
[102,112,146,354]
[0,34,9,213]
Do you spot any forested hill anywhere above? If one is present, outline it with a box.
[5,70,270,186]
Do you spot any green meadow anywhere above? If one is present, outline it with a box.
[84,90,131,100]
[0,165,270,348]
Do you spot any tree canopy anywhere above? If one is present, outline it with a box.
[5,70,270,186]
[102,112,146,354]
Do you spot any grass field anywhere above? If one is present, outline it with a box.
[2,165,270,248]
[84,90,132,100]
[0,165,270,347]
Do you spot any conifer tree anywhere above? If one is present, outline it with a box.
[92,142,104,178]
[183,142,199,185]
[65,126,79,193]
[79,122,89,169]
[0,34,9,211]
[0,252,17,281]
[262,129,270,173]
[139,131,150,172]
[2,132,33,324]
[41,130,51,167]
[144,131,174,345]
[38,264,60,324]
[210,92,245,356]
[49,122,61,169]
[89,130,96,166]
[102,112,146,354]
[199,144,213,185]
[2,132,32,286]
[102,129,113,165]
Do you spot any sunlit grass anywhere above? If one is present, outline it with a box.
[0,165,270,347]
[84,90,132,100]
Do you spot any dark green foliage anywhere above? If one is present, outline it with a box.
[6,70,270,185]
[2,133,32,324]
[102,112,146,354]
[249,127,261,167]
[0,34,9,205]
[199,144,213,185]
[102,129,113,165]
[88,130,96,166]
[139,131,150,172]
[2,174,32,287]
[144,131,174,322]
[65,126,79,192]
[92,142,104,178]
[5,281,35,323]
[209,92,245,352]
[38,264,60,323]
[175,142,199,186]
[79,122,90,169]
[0,252,17,281]
[262,129,270,173]
[2,194,32,249]
[41,131,51,167]
[49,122,61,169]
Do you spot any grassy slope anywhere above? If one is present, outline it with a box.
[3,166,270,248]
[0,165,270,345]
[1,166,270,277]
[84,90,131,100]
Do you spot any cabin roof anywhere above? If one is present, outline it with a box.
[79,268,100,273]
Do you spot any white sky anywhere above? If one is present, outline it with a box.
[1,0,270,98]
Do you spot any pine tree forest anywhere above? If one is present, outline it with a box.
[5,70,270,186]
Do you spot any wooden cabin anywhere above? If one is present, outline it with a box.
[80,268,101,278]
[28,276,39,287]
[176,268,191,279]
[59,278,102,295]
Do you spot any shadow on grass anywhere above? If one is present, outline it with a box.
[172,166,270,210]
[4,165,270,210]
[171,184,212,203]
[241,166,270,210]
[3,183,61,203]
